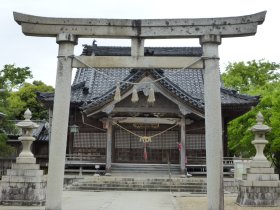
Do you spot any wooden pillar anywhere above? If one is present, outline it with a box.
[180,116,186,174]
[106,118,113,173]
[223,118,229,157]
[46,33,77,210]
[200,35,224,210]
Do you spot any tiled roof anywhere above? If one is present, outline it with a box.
[71,68,258,112]
[38,44,259,112]
[82,42,203,57]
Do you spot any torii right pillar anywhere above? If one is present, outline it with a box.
[200,35,224,210]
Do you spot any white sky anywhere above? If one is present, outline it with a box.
[1,0,279,86]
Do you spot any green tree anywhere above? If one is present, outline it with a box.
[222,60,280,93]
[0,64,34,156]
[0,65,52,156]
[0,132,15,156]
[223,60,280,173]
[7,80,54,120]
[0,64,33,91]
[0,64,33,118]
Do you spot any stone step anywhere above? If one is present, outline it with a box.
[66,175,207,192]
[109,163,182,178]
[247,167,275,174]
[72,182,206,187]
[6,169,44,176]
[111,163,180,173]
[11,163,40,170]
[243,173,279,181]
[68,184,206,191]
[76,179,205,185]
[68,186,206,192]
[82,176,204,181]
[1,175,46,183]
[76,177,205,183]
[73,182,205,187]
[64,176,237,193]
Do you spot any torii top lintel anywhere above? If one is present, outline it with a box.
[13,11,266,39]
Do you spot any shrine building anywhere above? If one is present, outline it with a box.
[38,42,258,174]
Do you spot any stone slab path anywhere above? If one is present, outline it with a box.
[0,191,178,210]
[174,193,280,210]
[0,191,279,210]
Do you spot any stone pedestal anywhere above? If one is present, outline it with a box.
[0,163,47,206]
[0,109,47,206]
[236,161,280,206]
[236,112,280,207]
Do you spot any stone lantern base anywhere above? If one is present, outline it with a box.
[0,162,46,206]
[236,161,280,206]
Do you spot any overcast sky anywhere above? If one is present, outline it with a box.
[1,0,279,86]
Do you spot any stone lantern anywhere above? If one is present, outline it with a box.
[250,111,271,162]
[0,108,46,206]
[236,111,280,207]
[15,108,39,164]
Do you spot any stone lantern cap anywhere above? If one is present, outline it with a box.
[249,112,271,133]
[16,108,39,129]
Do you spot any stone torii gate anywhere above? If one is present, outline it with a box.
[14,11,266,210]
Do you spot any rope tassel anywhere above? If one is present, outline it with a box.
[144,143,148,161]
[114,82,121,102]
[147,84,155,104]
[131,85,139,103]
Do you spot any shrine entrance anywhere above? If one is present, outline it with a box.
[14,11,266,210]
[114,128,179,164]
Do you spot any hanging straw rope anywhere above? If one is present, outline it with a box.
[149,123,179,138]
[81,112,106,132]
[112,122,143,138]
[112,121,179,142]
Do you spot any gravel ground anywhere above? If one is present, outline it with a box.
[175,194,280,210]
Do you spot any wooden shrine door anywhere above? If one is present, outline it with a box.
[114,129,179,164]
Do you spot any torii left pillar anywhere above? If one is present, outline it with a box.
[46,33,77,210]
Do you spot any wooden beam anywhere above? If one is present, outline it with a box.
[14,11,266,38]
[112,117,180,124]
[113,107,180,114]
[72,56,203,69]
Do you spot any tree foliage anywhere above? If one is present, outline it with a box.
[222,60,280,93]
[0,64,33,91]
[0,133,15,156]
[0,64,53,156]
[222,60,280,173]
[8,80,54,120]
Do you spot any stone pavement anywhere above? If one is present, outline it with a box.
[1,191,279,210]
[0,191,179,210]
[175,193,280,210]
